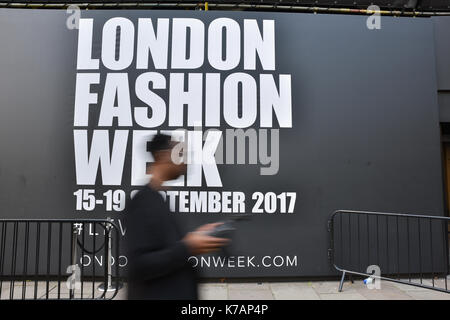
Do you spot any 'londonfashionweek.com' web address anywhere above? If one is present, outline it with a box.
[188,255,298,268]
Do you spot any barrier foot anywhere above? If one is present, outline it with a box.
[98,281,123,292]
[338,271,346,292]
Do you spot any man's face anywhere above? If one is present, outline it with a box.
[147,141,187,181]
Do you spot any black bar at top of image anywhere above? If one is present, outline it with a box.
[0,0,449,12]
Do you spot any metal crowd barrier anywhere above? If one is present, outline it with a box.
[328,210,450,293]
[0,219,121,300]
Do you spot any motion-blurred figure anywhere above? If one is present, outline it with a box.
[125,133,229,300]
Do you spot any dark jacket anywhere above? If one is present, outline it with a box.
[124,186,198,300]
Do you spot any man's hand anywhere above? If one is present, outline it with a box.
[182,223,230,255]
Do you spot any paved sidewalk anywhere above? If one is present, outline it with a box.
[113,278,450,300]
[2,279,449,300]
[196,279,450,300]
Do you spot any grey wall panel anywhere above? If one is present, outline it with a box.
[438,92,450,122]
[433,17,450,90]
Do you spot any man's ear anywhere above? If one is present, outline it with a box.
[145,162,152,175]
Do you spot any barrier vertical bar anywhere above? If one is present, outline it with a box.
[34,223,40,299]
[22,222,30,299]
[57,222,62,299]
[111,222,121,296]
[348,213,352,270]
[366,215,370,265]
[396,216,400,279]
[45,222,52,299]
[407,217,411,282]
[0,222,7,300]
[103,221,109,297]
[81,222,85,299]
[10,222,18,299]
[92,222,96,298]
[418,218,422,284]
[386,216,389,275]
[357,214,361,272]
[376,215,379,267]
[70,223,77,299]
[429,219,434,287]
[340,214,343,267]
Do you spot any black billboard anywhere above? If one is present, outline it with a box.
[0,9,445,278]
